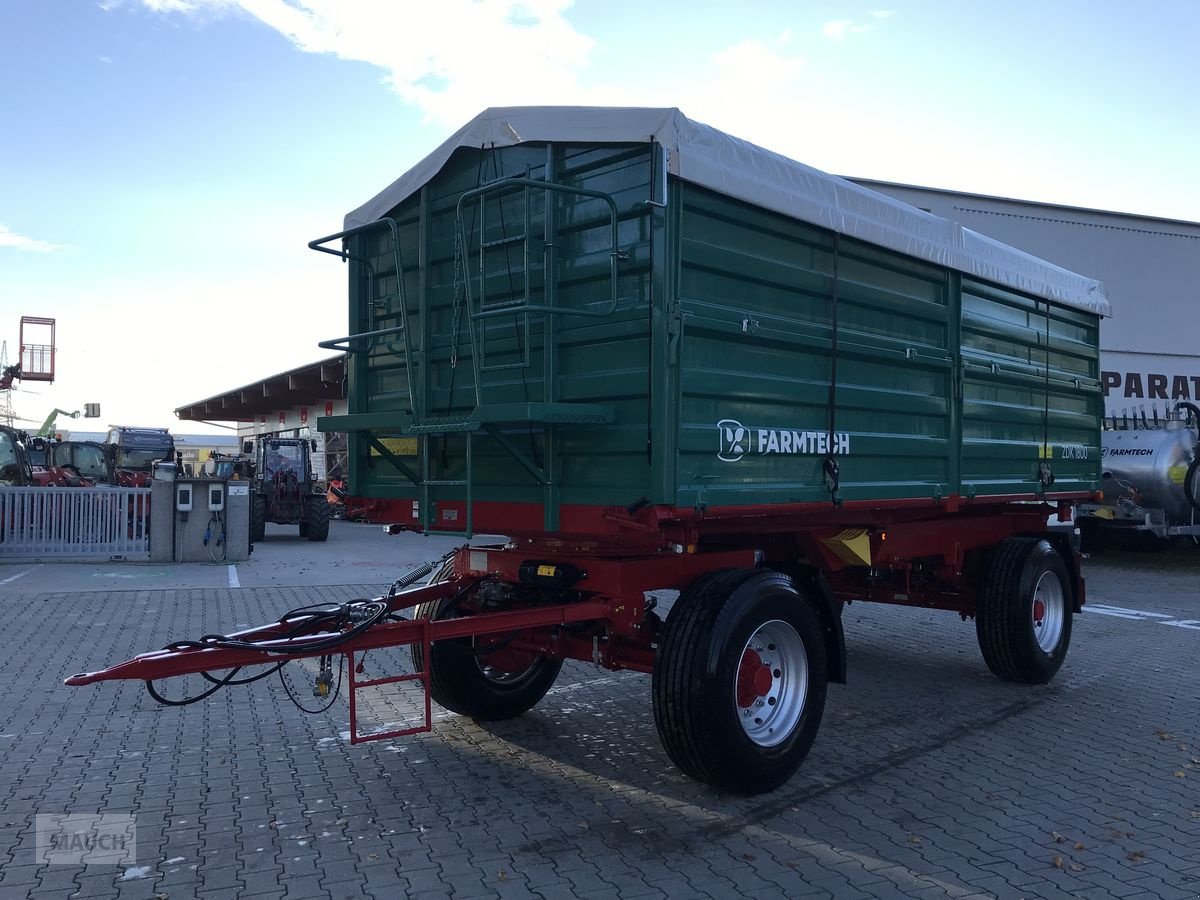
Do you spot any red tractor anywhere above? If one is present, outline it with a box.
[245,437,330,542]
[0,429,95,487]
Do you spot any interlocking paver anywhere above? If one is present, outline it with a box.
[2,537,1199,899]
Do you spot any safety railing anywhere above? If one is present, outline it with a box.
[0,486,151,559]
[312,217,418,419]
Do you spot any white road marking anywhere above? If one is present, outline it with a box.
[227,565,240,588]
[1084,603,1172,620]
[0,566,40,585]
[1159,619,1200,630]
[1085,602,1198,631]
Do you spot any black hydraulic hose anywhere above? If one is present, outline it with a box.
[1185,458,1200,515]
[1176,402,1200,428]
[143,598,389,707]
[276,654,344,715]
[199,661,287,686]
[145,664,279,706]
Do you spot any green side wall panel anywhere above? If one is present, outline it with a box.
[330,141,1102,532]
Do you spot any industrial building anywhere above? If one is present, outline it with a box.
[851,179,1200,419]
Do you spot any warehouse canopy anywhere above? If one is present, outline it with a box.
[175,355,344,422]
[346,106,1111,317]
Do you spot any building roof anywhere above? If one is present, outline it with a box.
[849,178,1200,231]
[175,355,345,422]
[345,106,1110,316]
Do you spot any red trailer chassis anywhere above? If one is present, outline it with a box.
[66,497,1086,793]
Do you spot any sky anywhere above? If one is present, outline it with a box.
[1,0,1197,434]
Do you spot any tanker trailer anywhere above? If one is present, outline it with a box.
[66,107,1110,794]
[1077,403,1200,542]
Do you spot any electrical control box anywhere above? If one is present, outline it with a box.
[151,477,251,563]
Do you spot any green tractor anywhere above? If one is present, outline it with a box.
[244,437,330,542]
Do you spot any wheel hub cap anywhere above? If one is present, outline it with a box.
[733,620,809,748]
[736,650,774,707]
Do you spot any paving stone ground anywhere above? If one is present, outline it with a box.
[1,528,1198,899]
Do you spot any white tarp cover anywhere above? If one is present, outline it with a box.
[346,107,1111,317]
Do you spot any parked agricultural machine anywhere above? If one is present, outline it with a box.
[1076,402,1200,544]
[0,427,97,487]
[66,108,1109,794]
[244,437,330,542]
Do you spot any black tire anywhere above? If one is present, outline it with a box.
[976,538,1073,684]
[305,496,330,542]
[411,595,562,721]
[250,493,266,543]
[653,568,829,794]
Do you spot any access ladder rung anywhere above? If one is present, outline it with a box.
[408,419,478,434]
[479,233,527,251]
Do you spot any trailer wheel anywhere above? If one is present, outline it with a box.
[305,496,330,542]
[653,568,828,794]
[412,596,562,721]
[250,493,266,543]
[976,538,1073,684]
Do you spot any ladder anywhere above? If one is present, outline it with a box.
[314,175,625,534]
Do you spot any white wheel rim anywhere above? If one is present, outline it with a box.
[1032,571,1065,653]
[734,619,808,748]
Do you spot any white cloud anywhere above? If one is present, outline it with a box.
[0,225,66,253]
[98,55,113,63]
[822,19,871,40]
[137,0,598,126]
[711,38,807,83]
[139,0,233,11]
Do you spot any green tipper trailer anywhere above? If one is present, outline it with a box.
[69,108,1110,794]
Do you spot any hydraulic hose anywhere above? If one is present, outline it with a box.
[1185,458,1200,515]
[1175,402,1200,428]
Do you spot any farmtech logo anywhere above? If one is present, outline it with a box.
[717,419,850,463]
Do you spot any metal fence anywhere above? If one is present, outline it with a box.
[0,486,152,560]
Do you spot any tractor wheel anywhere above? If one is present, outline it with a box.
[306,496,330,542]
[976,538,1073,684]
[250,493,266,543]
[411,595,562,721]
[653,568,828,794]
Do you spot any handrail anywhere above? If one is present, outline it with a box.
[318,324,407,352]
[307,218,402,264]
[456,177,624,319]
[310,217,419,418]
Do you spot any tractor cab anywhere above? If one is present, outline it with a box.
[263,441,305,480]
[48,441,112,484]
[204,452,251,480]
[25,436,50,470]
[0,427,34,486]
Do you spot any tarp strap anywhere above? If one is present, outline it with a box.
[825,234,841,501]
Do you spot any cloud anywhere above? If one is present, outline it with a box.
[710,39,806,86]
[0,225,66,253]
[135,0,597,126]
[139,0,233,11]
[822,18,871,40]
